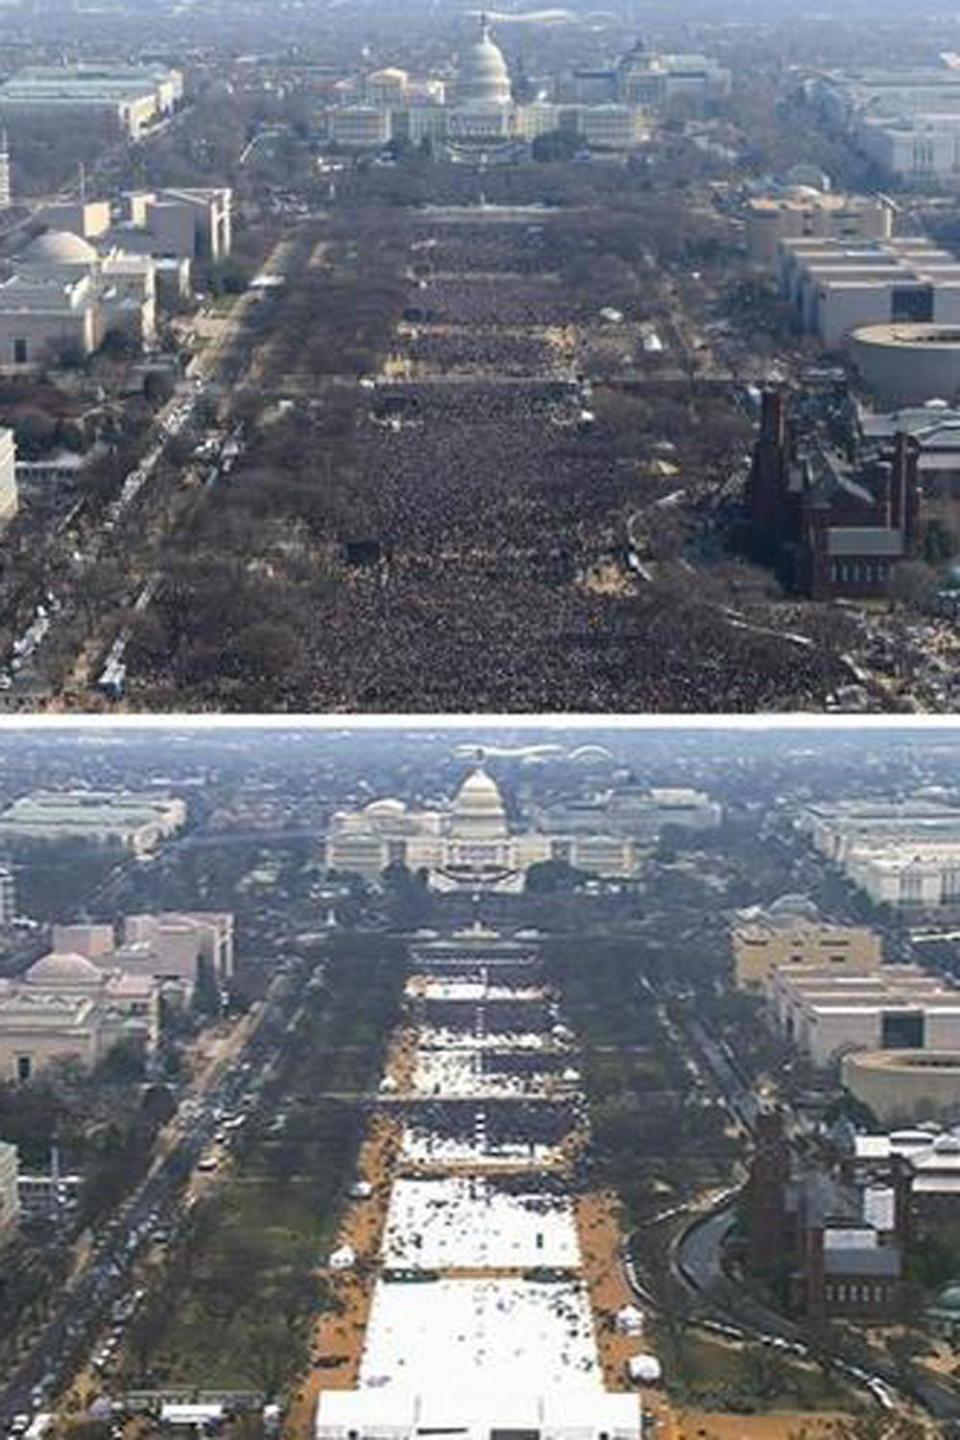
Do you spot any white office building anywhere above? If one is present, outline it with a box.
[0,1140,19,1243]
[799,797,960,909]
[0,427,17,530]
[804,64,960,182]
[772,965,960,1067]
[0,865,15,925]
[0,133,11,211]
[0,789,186,853]
[779,236,960,351]
[0,64,183,140]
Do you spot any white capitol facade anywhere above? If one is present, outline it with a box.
[326,767,641,893]
[323,15,659,156]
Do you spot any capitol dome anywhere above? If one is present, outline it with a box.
[454,14,512,109]
[25,951,105,990]
[450,766,509,840]
[23,230,98,267]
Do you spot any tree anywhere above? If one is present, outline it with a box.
[144,369,176,407]
[206,257,252,297]
[193,953,222,1018]
[380,862,433,928]
[220,621,308,690]
[197,1231,270,1326]
[125,1287,175,1381]
[889,560,939,613]
[243,1321,302,1398]
[142,1083,177,1128]
[45,337,89,371]
[525,859,592,894]
[97,1037,146,1084]
[923,515,958,564]
[532,130,581,164]
[101,328,139,361]
[15,410,57,459]
[741,1342,789,1403]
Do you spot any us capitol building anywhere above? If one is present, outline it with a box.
[320,17,727,157]
[325,766,720,893]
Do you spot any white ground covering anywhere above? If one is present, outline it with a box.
[406,978,545,1002]
[412,1048,566,1098]
[359,1278,601,1392]
[400,1123,561,1168]
[420,1025,550,1051]
[316,1388,641,1440]
[383,1176,580,1270]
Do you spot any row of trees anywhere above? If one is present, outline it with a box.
[116,934,407,1396]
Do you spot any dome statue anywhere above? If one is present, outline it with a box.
[454,13,512,109]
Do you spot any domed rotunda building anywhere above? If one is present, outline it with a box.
[454,15,513,110]
[445,14,517,146]
[326,766,641,893]
[324,14,651,156]
[0,226,156,366]
[449,767,510,842]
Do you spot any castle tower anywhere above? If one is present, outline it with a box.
[747,388,791,558]
[744,1106,790,1275]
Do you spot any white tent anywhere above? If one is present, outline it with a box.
[329,1243,357,1270]
[627,1355,661,1384]
[616,1304,644,1337]
[160,1405,225,1428]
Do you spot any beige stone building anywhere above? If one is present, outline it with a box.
[112,188,233,262]
[3,948,160,1048]
[0,991,121,1082]
[0,230,157,367]
[843,1050,960,1123]
[0,911,235,1082]
[56,911,235,991]
[732,897,882,989]
[746,190,893,267]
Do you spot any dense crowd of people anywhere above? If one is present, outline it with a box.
[302,569,851,712]
[355,376,628,557]
[407,224,555,276]
[404,330,559,374]
[137,213,854,713]
[411,275,582,328]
